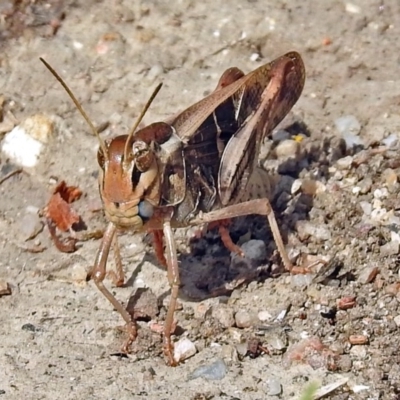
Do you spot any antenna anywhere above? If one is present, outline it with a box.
[40,58,109,158]
[123,83,163,166]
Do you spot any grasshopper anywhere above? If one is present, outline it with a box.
[41,51,305,365]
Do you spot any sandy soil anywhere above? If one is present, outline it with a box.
[1,1,400,399]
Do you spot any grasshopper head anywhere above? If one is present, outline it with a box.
[39,58,164,230]
[97,135,161,230]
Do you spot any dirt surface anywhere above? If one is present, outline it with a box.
[1,1,400,399]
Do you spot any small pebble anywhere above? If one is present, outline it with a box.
[391,231,400,244]
[49,255,90,284]
[266,379,282,396]
[235,342,248,357]
[372,199,382,210]
[357,265,379,284]
[301,179,326,196]
[21,323,37,332]
[194,301,212,320]
[258,310,273,322]
[235,310,254,328]
[220,344,238,362]
[291,273,313,288]
[291,179,302,195]
[351,384,370,394]
[275,139,299,159]
[335,115,361,136]
[266,335,287,351]
[147,64,164,81]
[342,133,365,150]
[358,177,372,194]
[0,280,11,296]
[71,263,89,284]
[338,355,353,372]
[385,282,400,295]
[382,168,398,189]
[374,188,388,199]
[189,359,227,381]
[393,315,400,327]
[330,342,345,354]
[295,220,331,241]
[272,129,291,142]
[336,156,353,170]
[173,337,197,363]
[1,126,44,167]
[359,201,372,216]
[380,241,399,257]
[238,239,266,263]
[370,208,387,223]
[350,345,367,359]
[21,114,54,143]
[230,239,267,272]
[381,133,398,148]
[227,327,243,342]
[212,304,235,328]
[345,3,361,14]
[126,287,159,321]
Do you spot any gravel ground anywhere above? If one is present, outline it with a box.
[1,1,400,399]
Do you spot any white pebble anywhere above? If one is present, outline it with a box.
[147,64,164,81]
[266,379,282,396]
[343,133,364,150]
[235,310,254,328]
[275,139,299,159]
[372,198,382,209]
[393,315,400,327]
[373,188,388,199]
[370,208,387,223]
[391,231,400,244]
[71,263,89,282]
[291,179,302,195]
[174,337,197,363]
[258,310,273,322]
[352,384,370,393]
[250,53,260,62]
[335,115,361,136]
[382,133,398,148]
[359,201,372,216]
[345,3,361,13]
[350,345,367,359]
[1,126,43,167]
[73,41,84,49]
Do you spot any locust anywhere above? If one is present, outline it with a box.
[41,51,306,365]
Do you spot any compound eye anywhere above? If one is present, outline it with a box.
[132,141,153,172]
[138,200,154,220]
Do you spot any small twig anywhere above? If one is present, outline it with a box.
[0,168,22,185]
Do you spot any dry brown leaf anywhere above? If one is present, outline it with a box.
[54,180,82,203]
[46,192,80,232]
[44,181,84,253]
